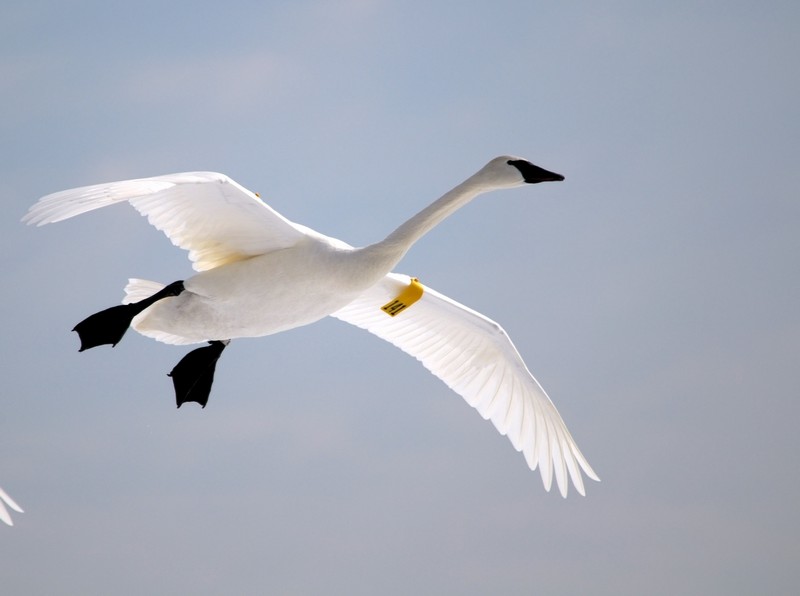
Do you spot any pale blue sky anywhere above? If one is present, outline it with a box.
[2,1,799,594]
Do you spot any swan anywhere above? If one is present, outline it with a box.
[24,156,599,496]
[0,486,23,526]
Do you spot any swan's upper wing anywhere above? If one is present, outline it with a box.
[331,273,599,497]
[0,486,23,526]
[23,172,306,271]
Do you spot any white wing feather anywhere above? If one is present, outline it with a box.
[0,486,23,526]
[331,273,599,496]
[23,172,305,271]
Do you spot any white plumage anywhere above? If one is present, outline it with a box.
[24,156,599,496]
[0,486,23,526]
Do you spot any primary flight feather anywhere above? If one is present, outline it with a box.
[0,486,23,526]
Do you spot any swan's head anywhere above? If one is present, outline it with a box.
[475,156,565,189]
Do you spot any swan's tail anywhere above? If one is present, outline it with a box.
[124,279,200,345]
[123,278,167,304]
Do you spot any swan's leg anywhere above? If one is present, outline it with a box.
[72,281,185,352]
[168,340,230,408]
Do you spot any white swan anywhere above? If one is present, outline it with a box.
[24,156,599,496]
[0,486,23,526]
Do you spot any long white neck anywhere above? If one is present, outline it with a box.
[357,175,491,275]
[339,156,561,287]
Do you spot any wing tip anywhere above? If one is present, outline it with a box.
[0,487,23,526]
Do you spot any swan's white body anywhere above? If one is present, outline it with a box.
[0,486,23,526]
[129,230,378,344]
[24,156,599,496]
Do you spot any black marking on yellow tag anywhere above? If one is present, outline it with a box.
[381,277,424,317]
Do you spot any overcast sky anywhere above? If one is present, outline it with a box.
[2,1,798,594]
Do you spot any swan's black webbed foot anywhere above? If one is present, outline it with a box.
[73,303,140,351]
[73,281,185,351]
[169,340,230,408]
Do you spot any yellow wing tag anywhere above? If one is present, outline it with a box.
[381,277,424,317]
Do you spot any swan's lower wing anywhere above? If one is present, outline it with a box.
[0,486,23,526]
[23,172,306,272]
[331,273,598,497]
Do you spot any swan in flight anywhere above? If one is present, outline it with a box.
[24,156,599,496]
[0,486,23,526]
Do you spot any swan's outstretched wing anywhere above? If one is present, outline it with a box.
[0,486,23,526]
[23,172,306,271]
[331,273,599,496]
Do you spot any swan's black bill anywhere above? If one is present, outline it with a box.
[508,159,565,184]
[73,280,185,351]
[169,340,229,408]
